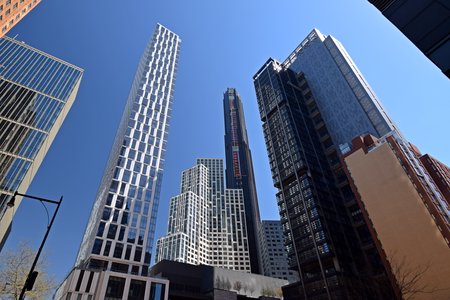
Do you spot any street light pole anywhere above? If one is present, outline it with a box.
[8,191,63,300]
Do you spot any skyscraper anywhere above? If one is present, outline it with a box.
[0,0,42,38]
[156,163,209,265]
[223,88,262,274]
[253,29,397,299]
[199,158,251,273]
[156,158,251,273]
[55,24,180,300]
[0,36,83,250]
[368,0,450,78]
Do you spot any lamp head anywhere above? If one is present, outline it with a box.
[6,195,15,208]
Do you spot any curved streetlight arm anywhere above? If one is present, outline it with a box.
[13,191,61,205]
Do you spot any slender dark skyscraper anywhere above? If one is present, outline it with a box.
[223,88,262,274]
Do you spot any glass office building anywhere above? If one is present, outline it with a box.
[56,23,179,300]
[54,24,181,300]
[76,23,180,277]
[0,36,83,249]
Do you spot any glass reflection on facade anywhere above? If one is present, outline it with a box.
[150,282,165,300]
[253,29,397,299]
[0,36,83,249]
[76,24,180,278]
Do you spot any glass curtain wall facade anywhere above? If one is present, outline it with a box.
[283,29,397,148]
[223,87,262,274]
[76,24,180,278]
[0,36,83,249]
[253,29,398,299]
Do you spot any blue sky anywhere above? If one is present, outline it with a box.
[3,0,449,284]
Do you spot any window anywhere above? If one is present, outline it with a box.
[128,280,146,300]
[103,241,112,256]
[134,247,142,262]
[128,228,136,243]
[96,222,105,237]
[75,270,84,291]
[107,224,118,239]
[131,265,139,275]
[118,227,126,241]
[102,208,111,221]
[85,272,94,293]
[121,212,129,225]
[115,196,125,208]
[112,210,119,222]
[106,193,114,206]
[113,243,123,258]
[111,262,128,274]
[92,239,102,255]
[104,276,125,300]
[125,245,132,260]
[150,283,165,300]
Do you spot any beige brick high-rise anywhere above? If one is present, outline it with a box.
[343,133,450,300]
[0,0,41,38]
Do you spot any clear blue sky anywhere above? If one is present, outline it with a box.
[3,0,449,285]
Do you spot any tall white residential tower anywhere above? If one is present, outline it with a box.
[156,159,251,273]
[55,24,180,300]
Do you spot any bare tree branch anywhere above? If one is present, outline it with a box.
[0,242,55,300]
[387,251,444,300]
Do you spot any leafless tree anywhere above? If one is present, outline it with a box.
[0,242,55,300]
[249,284,255,295]
[233,281,242,292]
[387,252,448,300]
[242,283,248,294]
[224,278,232,290]
[275,287,284,299]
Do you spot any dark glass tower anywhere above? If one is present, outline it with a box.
[223,88,262,274]
[253,29,397,299]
